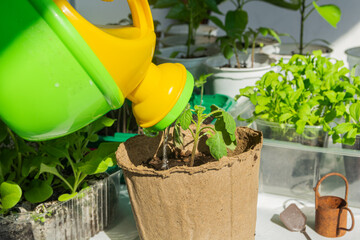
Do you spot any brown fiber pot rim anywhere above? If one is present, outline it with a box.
[116,127,263,178]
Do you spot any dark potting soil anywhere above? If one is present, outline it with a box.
[0,221,35,240]
[220,62,247,68]
[141,126,258,171]
[143,150,216,170]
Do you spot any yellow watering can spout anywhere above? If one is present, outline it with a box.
[0,0,193,140]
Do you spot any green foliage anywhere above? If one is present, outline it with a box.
[174,104,236,166]
[153,0,222,57]
[0,181,22,212]
[209,1,280,68]
[263,0,341,54]
[0,116,118,214]
[236,51,360,144]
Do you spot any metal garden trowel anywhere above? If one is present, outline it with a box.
[280,203,312,240]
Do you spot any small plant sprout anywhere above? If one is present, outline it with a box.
[174,104,237,167]
[194,73,213,106]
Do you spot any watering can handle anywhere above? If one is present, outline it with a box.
[314,173,349,209]
[127,0,154,32]
[338,207,355,232]
[54,0,154,32]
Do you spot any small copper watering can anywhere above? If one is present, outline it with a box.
[314,172,355,238]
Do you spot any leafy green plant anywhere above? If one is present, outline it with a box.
[209,0,280,68]
[174,104,237,167]
[194,73,213,105]
[332,100,360,146]
[152,0,222,58]
[0,116,118,214]
[236,51,357,142]
[262,0,341,55]
[37,116,119,201]
[0,120,49,214]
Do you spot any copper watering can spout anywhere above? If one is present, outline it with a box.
[314,172,355,238]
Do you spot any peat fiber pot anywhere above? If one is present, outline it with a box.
[116,127,263,240]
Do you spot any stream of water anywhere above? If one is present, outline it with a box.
[161,128,169,170]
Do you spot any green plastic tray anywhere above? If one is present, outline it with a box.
[189,94,235,113]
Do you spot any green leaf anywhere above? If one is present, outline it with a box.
[24,180,53,204]
[295,120,306,134]
[88,134,99,143]
[177,104,192,130]
[349,102,360,123]
[279,113,293,122]
[260,0,301,10]
[255,105,268,114]
[153,0,178,8]
[78,142,118,175]
[173,124,184,148]
[0,181,22,210]
[41,142,69,159]
[214,120,236,150]
[347,127,358,139]
[225,9,248,38]
[58,192,77,202]
[257,96,271,106]
[268,28,281,43]
[313,3,341,28]
[166,3,188,21]
[324,90,337,103]
[324,110,337,123]
[209,16,225,30]
[169,51,180,58]
[298,104,311,121]
[258,27,269,36]
[204,0,221,14]
[206,132,228,160]
[333,123,354,134]
[0,149,17,181]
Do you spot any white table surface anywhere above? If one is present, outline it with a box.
[91,189,360,240]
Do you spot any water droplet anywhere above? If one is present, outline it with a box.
[143,128,159,137]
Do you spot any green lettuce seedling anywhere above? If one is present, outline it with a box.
[236,51,359,144]
[174,104,237,167]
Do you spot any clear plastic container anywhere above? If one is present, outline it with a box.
[259,138,360,208]
[0,170,122,240]
[345,47,360,76]
[255,119,328,147]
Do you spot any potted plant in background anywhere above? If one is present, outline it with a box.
[236,51,357,198]
[0,117,121,240]
[116,103,263,239]
[204,0,280,99]
[262,0,341,60]
[152,0,222,78]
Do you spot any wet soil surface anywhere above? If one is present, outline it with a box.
[142,149,216,170]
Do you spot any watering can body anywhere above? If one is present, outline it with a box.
[0,0,193,140]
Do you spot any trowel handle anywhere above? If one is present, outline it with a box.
[314,173,349,209]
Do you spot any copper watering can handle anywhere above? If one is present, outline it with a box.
[338,207,355,232]
[314,172,349,209]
